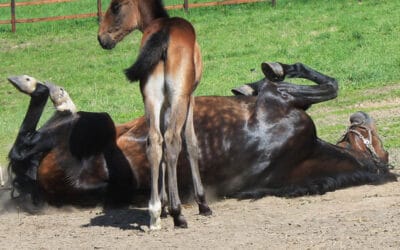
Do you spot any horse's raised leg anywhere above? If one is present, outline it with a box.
[184,96,212,216]
[142,63,165,230]
[7,76,50,206]
[7,76,49,158]
[45,82,77,113]
[262,62,338,105]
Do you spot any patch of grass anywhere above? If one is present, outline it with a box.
[0,0,399,166]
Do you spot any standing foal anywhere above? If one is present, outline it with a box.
[98,0,211,229]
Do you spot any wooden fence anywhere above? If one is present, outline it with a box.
[0,0,275,32]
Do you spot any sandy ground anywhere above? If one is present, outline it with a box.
[0,168,399,249]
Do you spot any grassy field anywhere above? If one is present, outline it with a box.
[0,0,399,167]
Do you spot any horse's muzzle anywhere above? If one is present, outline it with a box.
[97,34,116,50]
[350,111,371,126]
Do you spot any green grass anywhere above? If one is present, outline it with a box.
[0,0,400,167]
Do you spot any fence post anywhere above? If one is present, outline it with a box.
[11,0,16,32]
[183,0,188,12]
[271,0,276,7]
[97,0,102,23]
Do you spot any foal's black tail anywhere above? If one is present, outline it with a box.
[124,28,170,82]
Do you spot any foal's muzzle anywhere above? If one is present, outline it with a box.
[97,34,116,50]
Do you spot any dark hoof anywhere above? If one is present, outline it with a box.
[261,62,285,82]
[7,75,39,95]
[173,215,188,228]
[199,204,212,216]
[231,84,257,96]
[160,207,168,218]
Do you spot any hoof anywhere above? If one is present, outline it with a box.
[7,75,39,95]
[45,82,77,113]
[231,84,257,96]
[261,62,285,82]
[199,204,213,216]
[173,215,188,228]
[160,207,168,218]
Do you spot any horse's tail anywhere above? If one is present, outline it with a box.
[124,28,169,82]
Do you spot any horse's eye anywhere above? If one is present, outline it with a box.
[111,2,121,14]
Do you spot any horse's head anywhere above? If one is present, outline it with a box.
[337,111,389,164]
[98,0,140,50]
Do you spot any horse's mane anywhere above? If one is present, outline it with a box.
[151,0,169,19]
[232,141,397,199]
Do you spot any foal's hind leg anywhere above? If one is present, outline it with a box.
[163,93,190,228]
[142,63,165,230]
[184,96,212,215]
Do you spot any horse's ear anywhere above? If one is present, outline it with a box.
[261,62,285,82]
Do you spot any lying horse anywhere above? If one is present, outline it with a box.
[6,62,396,217]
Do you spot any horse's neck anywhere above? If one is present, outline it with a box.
[138,0,169,31]
[316,139,369,169]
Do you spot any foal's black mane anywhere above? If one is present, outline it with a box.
[148,0,169,19]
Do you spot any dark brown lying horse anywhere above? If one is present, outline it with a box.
[6,63,396,218]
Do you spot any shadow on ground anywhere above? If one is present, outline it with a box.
[81,207,150,231]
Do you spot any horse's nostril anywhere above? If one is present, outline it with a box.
[97,34,115,50]
[97,35,104,46]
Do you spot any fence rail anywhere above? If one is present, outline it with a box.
[0,0,275,32]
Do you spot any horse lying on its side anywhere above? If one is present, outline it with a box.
[6,62,397,213]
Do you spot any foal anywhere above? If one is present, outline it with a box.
[98,0,211,229]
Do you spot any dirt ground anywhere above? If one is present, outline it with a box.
[0,166,399,249]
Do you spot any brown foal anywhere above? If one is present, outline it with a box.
[98,0,211,229]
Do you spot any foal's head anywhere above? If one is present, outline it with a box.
[337,111,389,164]
[98,0,168,49]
